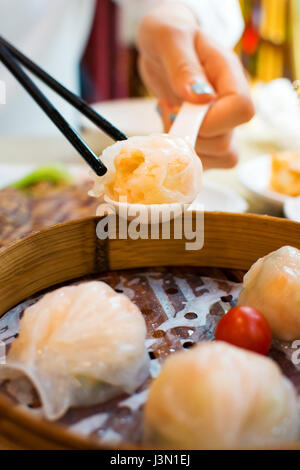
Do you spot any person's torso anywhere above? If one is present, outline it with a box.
[0,0,95,136]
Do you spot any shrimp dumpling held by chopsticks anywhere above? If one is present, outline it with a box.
[144,342,298,449]
[90,134,202,204]
[0,281,149,420]
[238,246,300,341]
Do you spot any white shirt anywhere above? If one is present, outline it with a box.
[0,0,243,137]
[117,0,244,49]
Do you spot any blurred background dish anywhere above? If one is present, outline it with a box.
[238,150,300,216]
[284,196,300,221]
[0,163,91,190]
[237,155,286,213]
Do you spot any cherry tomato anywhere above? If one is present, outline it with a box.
[215,306,272,355]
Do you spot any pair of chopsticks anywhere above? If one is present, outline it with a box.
[0,36,128,176]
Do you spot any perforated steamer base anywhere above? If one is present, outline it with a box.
[1,265,300,447]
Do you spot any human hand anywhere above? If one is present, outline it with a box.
[137,2,254,169]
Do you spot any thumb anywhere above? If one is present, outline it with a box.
[161,32,215,104]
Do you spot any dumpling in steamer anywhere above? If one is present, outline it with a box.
[238,246,300,341]
[144,342,298,449]
[90,134,203,204]
[0,281,149,420]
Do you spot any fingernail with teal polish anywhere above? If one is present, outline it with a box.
[169,113,177,122]
[156,104,161,115]
[191,81,214,95]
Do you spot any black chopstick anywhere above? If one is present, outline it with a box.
[0,36,127,142]
[0,43,107,176]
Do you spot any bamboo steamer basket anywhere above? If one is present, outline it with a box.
[0,212,300,450]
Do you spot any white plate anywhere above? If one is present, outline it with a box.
[237,154,288,210]
[283,197,300,222]
[190,181,248,213]
[0,164,248,214]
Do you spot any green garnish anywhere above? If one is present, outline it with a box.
[10,164,72,189]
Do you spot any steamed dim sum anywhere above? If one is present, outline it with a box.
[90,134,203,204]
[144,342,298,449]
[238,246,300,341]
[0,281,149,420]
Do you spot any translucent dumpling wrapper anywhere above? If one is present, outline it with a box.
[238,246,300,341]
[144,341,298,449]
[90,134,203,205]
[0,281,149,420]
